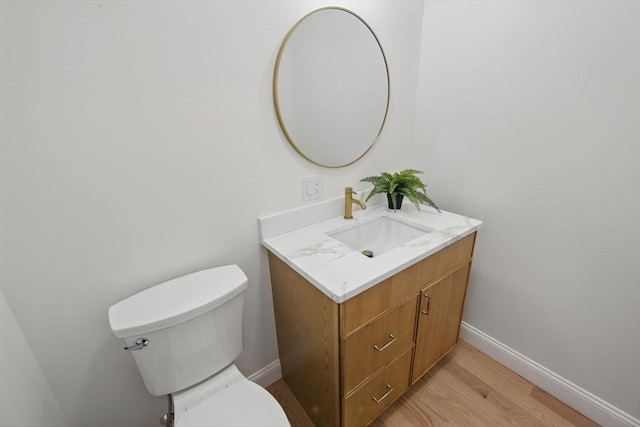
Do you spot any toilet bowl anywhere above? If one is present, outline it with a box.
[108,265,289,427]
[172,364,288,427]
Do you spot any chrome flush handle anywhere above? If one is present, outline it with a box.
[123,338,149,351]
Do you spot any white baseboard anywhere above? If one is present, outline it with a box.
[247,359,282,388]
[460,322,640,427]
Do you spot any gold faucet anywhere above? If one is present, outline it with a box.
[344,187,366,219]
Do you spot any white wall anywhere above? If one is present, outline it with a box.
[0,1,425,425]
[416,0,640,420]
[4,1,638,425]
[0,291,68,427]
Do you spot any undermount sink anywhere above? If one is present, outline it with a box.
[328,216,431,257]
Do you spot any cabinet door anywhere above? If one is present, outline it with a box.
[412,262,471,383]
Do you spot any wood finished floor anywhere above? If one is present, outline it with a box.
[266,341,599,427]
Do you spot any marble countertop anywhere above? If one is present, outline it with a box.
[259,196,482,303]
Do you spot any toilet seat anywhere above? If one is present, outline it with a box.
[172,364,290,427]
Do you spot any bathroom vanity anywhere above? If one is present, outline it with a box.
[259,199,481,426]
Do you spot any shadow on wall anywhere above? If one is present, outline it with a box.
[78,331,166,426]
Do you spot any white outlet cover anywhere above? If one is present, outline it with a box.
[301,176,323,202]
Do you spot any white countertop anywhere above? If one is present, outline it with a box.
[259,196,482,303]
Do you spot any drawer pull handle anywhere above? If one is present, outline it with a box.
[372,384,393,403]
[422,294,431,315]
[373,334,396,352]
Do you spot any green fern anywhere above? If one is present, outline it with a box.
[360,169,441,212]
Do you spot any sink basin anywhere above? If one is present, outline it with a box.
[328,216,431,257]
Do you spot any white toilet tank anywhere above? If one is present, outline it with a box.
[108,265,248,396]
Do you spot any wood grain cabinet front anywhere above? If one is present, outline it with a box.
[342,296,417,393]
[268,232,476,426]
[412,261,471,383]
[343,349,413,426]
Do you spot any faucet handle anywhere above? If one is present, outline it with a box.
[345,186,356,195]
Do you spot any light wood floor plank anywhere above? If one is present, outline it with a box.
[529,386,599,427]
[445,342,576,426]
[266,340,599,427]
[267,377,315,427]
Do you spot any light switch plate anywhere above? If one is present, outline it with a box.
[302,175,323,202]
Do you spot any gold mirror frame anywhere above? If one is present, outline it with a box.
[273,7,390,168]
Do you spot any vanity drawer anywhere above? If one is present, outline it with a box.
[342,296,417,393]
[341,232,476,334]
[343,348,412,426]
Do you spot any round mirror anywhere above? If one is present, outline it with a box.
[274,7,390,168]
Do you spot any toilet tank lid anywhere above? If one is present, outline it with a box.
[108,265,248,338]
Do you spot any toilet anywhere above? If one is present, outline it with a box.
[108,265,290,427]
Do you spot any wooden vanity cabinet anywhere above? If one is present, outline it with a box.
[268,232,476,426]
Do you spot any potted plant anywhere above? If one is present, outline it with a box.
[360,169,441,212]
